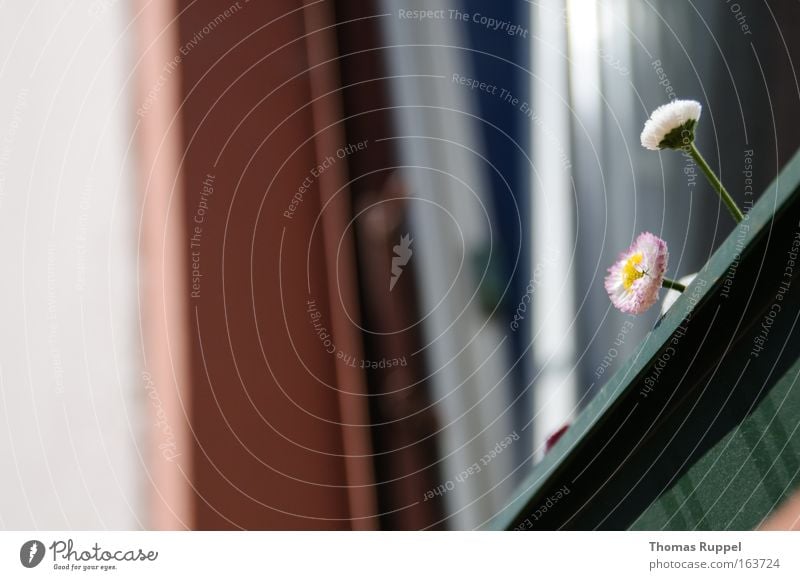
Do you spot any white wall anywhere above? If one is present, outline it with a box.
[0,1,144,529]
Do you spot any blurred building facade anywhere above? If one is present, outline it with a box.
[1,0,800,530]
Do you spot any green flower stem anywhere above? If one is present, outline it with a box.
[662,277,686,292]
[688,142,744,223]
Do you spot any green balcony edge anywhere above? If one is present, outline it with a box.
[630,353,800,530]
[491,147,800,530]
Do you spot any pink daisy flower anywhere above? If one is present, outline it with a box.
[605,232,669,314]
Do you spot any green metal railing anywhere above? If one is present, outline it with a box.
[493,148,800,530]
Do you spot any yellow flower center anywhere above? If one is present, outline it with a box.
[622,253,646,290]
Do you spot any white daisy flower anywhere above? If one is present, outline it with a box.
[640,99,744,222]
[640,99,702,151]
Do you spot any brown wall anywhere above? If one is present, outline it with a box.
[169,0,375,529]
